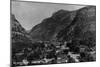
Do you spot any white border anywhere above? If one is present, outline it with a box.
[16,0,96,5]
[0,0,98,67]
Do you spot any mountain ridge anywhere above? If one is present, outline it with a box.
[30,6,96,42]
[30,9,77,41]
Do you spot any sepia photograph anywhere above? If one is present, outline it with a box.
[11,0,96,67]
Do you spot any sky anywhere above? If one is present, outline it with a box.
[11,1,85,30]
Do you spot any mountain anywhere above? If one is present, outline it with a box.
[57,6,96,47]
[11,14,26,33]
[30,10,76,41]
[11,14,32,51]
[30,6,96,43]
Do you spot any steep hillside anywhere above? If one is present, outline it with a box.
[11,14,32,51]
[30,6,95,43]
[30,10,76,41]
[57,6,96,47]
